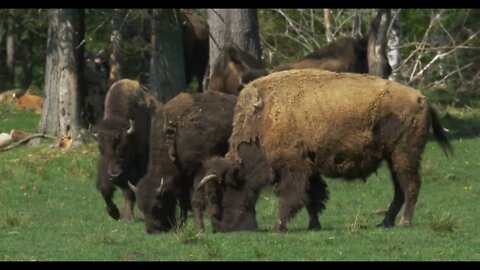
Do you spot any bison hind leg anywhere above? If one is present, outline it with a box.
[305,172,329,230]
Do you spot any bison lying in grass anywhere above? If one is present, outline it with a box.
[95,79,159,221]
[198,69,453,232]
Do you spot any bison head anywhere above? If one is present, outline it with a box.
[209,43,268,95]
[96,117,136,181]
[197,156,260,233]
[130,174,178,234]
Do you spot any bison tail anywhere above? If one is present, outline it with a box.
[429,105,454,158]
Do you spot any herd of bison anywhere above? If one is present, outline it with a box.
[2,12,453,235]
[93,12,452,234]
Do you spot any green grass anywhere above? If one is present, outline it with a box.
[0,102,479,261]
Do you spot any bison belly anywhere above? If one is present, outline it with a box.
[315,132,383,180]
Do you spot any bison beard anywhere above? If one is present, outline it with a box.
[199,69,452,232]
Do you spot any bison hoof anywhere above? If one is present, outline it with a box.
[376,220,395,228]
[107,206,120,220]
[308,223,321,231]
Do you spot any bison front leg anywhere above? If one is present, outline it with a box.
[305,173,329,230]
[274,169,309,232]
[121,187,136,221]
[97,176,120,220]
[191,189,205,232]
[178,189,191,227]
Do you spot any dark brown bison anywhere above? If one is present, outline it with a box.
[130,91,237,234]
[272,11,392,79]
[272,36,391,79]
[198,69,452,232]
[181,11,209,92]
[209,43,268,95]
[96,79,159,220]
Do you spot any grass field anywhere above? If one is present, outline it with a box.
[0,99,479,261]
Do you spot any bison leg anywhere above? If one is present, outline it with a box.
[97,177,120,220]
[305,173,329,230]
[121,187,136,221]
[377,163,405,227]
[382,152,421,227]
[191,187,206,232]
[274,169,309,232]
[179,189,192,228]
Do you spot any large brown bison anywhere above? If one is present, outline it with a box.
[96,79,159,220]
[209,43,268,95]
[181,11,209,92]
[130,91,237,234]
[198,69,452,232]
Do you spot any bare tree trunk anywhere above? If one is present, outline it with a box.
[39,9,84,143]
[387,9,402,82]
[0,18,6,91]
[352,9,363,37]
[6,17,15,89]
[109,9,127,87]
[20,31,33,91]
[150,9,186,103]
[324,9,334,42]
[367,9,392,79]
[207,9,262,85]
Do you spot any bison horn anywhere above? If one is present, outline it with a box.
[126,119,135,135]
[156,178,165,194]
[128,181,138,193]
[196,174,218,190]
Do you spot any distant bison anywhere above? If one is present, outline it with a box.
[272,37,368,73]
[198,69,452,232]
[181,12,209,92]
[209,43,268,95]
[13,90,44,115]
[130,91,237,234]
[96,79,159,221]
[272,36,391,79]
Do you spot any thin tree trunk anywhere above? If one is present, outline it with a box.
[0,18,6,90]
[324,9,334,42]
[109,9,127,87]
[6,17,15,89]
[39,9,84,143]
[150,9,186,103]
[387,9,401,82]
[367,9,392,79]
[207,9,262,86]
[20,31,33,91]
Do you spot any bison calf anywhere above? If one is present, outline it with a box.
[199,69,452,232]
